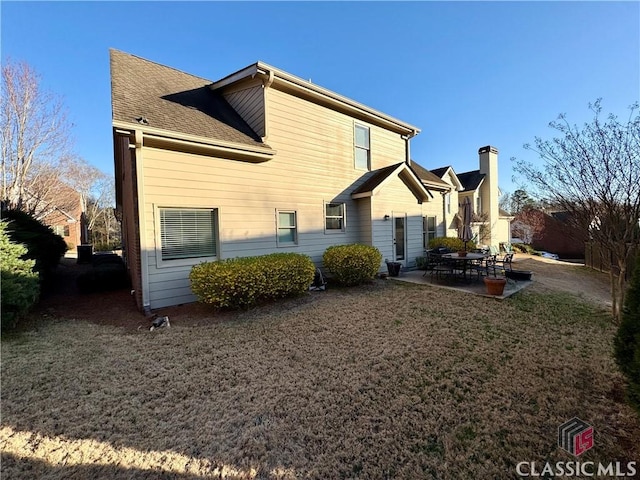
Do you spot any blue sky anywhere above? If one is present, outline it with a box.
[2,1,638,195]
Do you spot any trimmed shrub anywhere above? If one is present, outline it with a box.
[614,253,640,414]
[323,244,382,286]
[427,236,477,252]
[1,221,39,328]
[190,253,315,309]
[0,209,67,278]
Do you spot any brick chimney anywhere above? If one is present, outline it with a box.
[478,145,499,247]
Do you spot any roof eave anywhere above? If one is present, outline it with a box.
[113,121,276,162]
[211,62,420,136]
[352,164,431,203]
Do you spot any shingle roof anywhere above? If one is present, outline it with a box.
[351,164,402,195]
[409,162,450,189]
[110,49,266,148]
[457,170,486,192]
[430,166,451,178]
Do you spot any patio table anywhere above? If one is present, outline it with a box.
[442,252,486,281]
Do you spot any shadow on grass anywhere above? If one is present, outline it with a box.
[1,451,214,480]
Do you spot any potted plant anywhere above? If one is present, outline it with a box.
[484,276,507,295]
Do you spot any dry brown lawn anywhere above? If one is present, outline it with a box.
[1,258,639,479]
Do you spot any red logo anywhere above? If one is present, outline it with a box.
[558,418,594,456]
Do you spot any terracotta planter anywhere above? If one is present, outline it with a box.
[484,276,506,295]
[457,250,467,257]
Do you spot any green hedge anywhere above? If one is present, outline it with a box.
[427,236,477,252]
[0,209,67,279]
[1,221,39,328]
[189,253,315,309]
[614,253,640,415]
[322,244,382,286]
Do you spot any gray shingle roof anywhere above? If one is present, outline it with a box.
[457,170,486,192]
[110,49,267,148]
[409,162,450,189]
[430,166,451,178]
[352,164,402,195]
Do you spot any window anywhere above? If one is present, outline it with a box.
[476,196,482,214]
[159,208,217,260]
[423,216,437,248]
[445,193,451,214]
[53,225,70,237]
[354,124,370,170]
[325,203,346,232]
[277,210,297,246]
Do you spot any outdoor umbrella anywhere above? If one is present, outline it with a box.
[459,196,473,251]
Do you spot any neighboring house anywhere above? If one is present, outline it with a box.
[513,208,586,258]
[42,203,82,249]
[23,183,83,249]
[111,50,449,312]
[430,146,513,248]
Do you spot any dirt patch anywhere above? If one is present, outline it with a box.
[512,254,612,309]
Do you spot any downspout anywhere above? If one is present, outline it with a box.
[442,191,447,238]
[134,129,152,315]
[260,70,275,142]
[402,129,418,165]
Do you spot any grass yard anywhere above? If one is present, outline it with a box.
[2,268,639,478]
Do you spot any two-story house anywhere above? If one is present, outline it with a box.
[111,50,450,312]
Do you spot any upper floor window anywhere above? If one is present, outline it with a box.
[354,124,370,171]
[277,210,298,246]
[476,196,482,215]
[159,207,217,260]
[445,193,451,214]
[325,202,346,232]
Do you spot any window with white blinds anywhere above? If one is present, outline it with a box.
[159,208,217,260]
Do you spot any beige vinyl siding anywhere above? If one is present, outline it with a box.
[139,87,412,308]
[354,197,372,246]
[496,217,512,246]
[370,174,425,269]
[222,84,265,138]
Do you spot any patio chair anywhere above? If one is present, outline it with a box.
[424,252,457,280]
[470,254,497,278]
[494,253,514,273]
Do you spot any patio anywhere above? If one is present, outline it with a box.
[389,268,532,299]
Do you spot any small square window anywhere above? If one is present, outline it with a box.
[277,210,298,246]
[325,203,346,232]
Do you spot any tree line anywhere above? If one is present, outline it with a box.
[1,60,118,249]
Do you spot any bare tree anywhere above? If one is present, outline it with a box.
[1,60,71,211]
[62,157,108,243]
[499,192,511,214]
[514,99,640,322]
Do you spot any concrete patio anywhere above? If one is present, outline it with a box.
[388,268,533,300]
